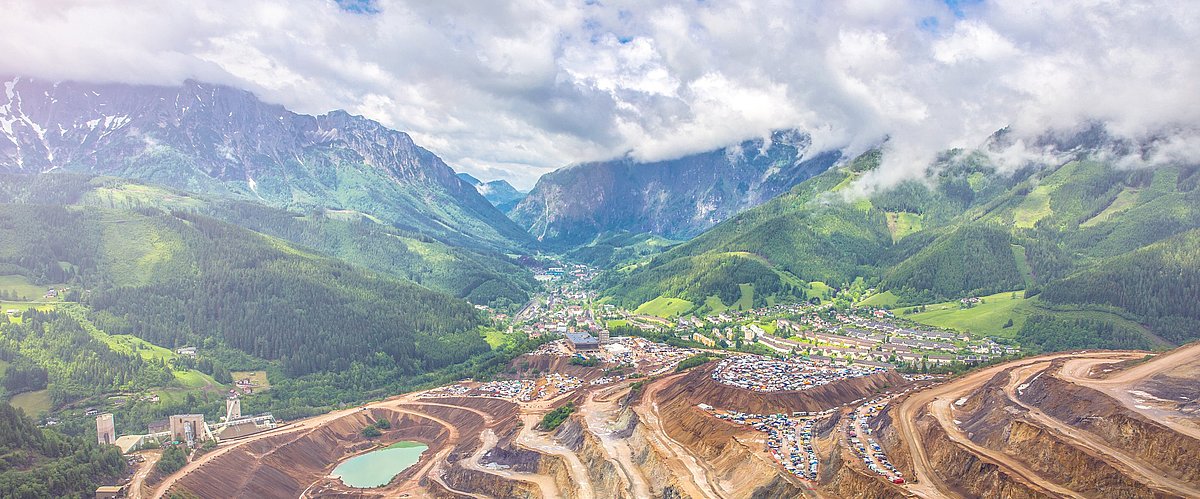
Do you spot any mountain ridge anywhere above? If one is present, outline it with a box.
[0,76,530,250]
[508,129,842,249]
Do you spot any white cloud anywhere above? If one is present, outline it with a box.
[0,0,1196,190]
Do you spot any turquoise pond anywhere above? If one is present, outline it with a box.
[330,441,429,488]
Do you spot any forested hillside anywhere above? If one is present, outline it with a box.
[1039,229,1200,344]
[0,204,489,376]
[0,174,536,309]
[1,310,175,406]
[0,403,125,498]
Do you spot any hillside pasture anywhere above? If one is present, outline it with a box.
[635,296,695,318]
[0,275,52,301]
[903,291,1032,339]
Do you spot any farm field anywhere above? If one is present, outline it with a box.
[0,275,53,301]
[0,301,56,323]
[231,371,271,391]
[902,291,1031,339]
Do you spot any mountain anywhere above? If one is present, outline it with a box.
[601,142,1200,350]
[456,172,526,212]
[0,173,536,308]
[0,77,530,250]
[508,130,841,249]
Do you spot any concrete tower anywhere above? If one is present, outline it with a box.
[226,395,242,421]
[599,328,610,345]
[96,413,115,446]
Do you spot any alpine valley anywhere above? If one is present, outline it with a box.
[3,74,1200,499]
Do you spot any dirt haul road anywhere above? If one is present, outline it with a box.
[581,386,652,498]
[152,389,446,498]
[634,372,728,499]
[127,449,160,499]
[1002,362,1200,498]
[892,351,1136,499]
[1059,342,1200,441]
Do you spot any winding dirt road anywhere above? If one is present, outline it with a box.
[1059,342,1200,440]
[892,352,1135,499]
[1003,362,1200,498]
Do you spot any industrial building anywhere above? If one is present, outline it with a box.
[96,413,115,446]
[94,485,125,498]
[565,332,600,353]
[226,394,242,421]
[169,414,208,447]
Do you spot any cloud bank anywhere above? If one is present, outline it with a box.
[1,0,1196,189]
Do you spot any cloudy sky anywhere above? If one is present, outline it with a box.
[2,0,1197,189]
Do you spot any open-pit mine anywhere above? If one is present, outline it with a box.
[151,339,1200,499]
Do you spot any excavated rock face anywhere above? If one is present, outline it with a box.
[166,349,1200,499]
[1021,363,1200,484]
[172,409,449,499]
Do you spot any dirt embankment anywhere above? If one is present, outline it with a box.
[911,408,1050,499]
[171,408,448,499]
[653,379,810,498]
[517,354,606,381]
[821,437,911,499]
[556,417,630,497]
[957,372,1160,498]
[658,363,908,415]
[1022,364,1200,484]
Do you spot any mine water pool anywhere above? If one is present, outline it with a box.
[330,441,429,488]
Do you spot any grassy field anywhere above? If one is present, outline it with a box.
[481,328,509,349]
[1011,244,1035,290]
[98,333,178,363]
[885,212,924,242]
[606,319,628,328]
[858,290,900,308]
[733,284,755,311]
[806,281,833,301]
[902,291,1031,339]
[1013,184,1053,228]
[1,302,56,323]
[703,295,728,315]
[10,389,52,416]
[0,275,52,301]
[230,371,270,390]
[83,182,206,212]
[635,296,695,318]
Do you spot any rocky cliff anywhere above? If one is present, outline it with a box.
[509,129,840,248]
